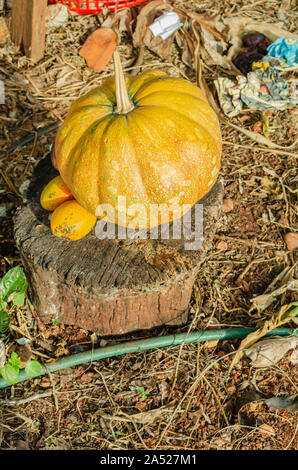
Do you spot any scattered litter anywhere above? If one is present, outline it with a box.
[252,60,270,72]
[244,336,298,368]
[133,0,177,61]
[233,32,270,75]
[239,67,292,111]
[266,38,298,66]
[149,12,182,40]
[215,66,294,116]
[224,16,298,73]
[214,77,242,117]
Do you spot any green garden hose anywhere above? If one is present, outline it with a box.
[0,327,296,389]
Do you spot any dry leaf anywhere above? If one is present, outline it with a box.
[133,0,176,61]
[259,424,276,436]
[260,176,280,194]
[250,280,298,314]
[79,28,117,72]
[97,404,174,425]
[56,65,80,88]
[101,8,135,35]
[199,27,229,69]
[244,336,298,368]
[229,302,298,372]
[190,21,221,114]
[265,395,298,412]
[176,29,194,68]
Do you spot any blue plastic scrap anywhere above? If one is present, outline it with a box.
[266,38,298,66]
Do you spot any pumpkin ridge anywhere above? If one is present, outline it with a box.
[131,76,182,97]
[128,70,168,98]
[133,77,208,103]
[135,90,207,105]
[131,104,220,155]
[135,90,220,148]
[98,115,150,207]
[63,115,113,188]
[126,108,205,204]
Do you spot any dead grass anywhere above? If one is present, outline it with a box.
[0,0,297,451]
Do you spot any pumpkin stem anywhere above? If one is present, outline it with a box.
[113,49,134,114]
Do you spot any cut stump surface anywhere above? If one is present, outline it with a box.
[14,155,224,335]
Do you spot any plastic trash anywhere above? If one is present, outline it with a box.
[149,12,182,40]
[214,66,294,115]
[266,38,298,66]
[233,32,270,74]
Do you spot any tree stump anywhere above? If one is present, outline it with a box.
[14,155,224,335]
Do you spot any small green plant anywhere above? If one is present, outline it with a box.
[0,351,42,385]
[109,430,123,440]
[0,267,41,385]
[45,437,57,448]
[137,386,150,401]
[51,318,58,326]
[0,266,28,333]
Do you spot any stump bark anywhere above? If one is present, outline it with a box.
[14,155,223,335]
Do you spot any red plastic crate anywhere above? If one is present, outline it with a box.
[48,0,148,14]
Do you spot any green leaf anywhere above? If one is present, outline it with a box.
[25,360,42,377]
[13,293,25,307]
[0,364,20,384]
[0,267,28,301]
[0,310,10,333]
[9,351,21,370]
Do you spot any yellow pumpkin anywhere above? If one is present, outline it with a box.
[55,51,221,229]
[40,175,73,211]
[50,200,96,241]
